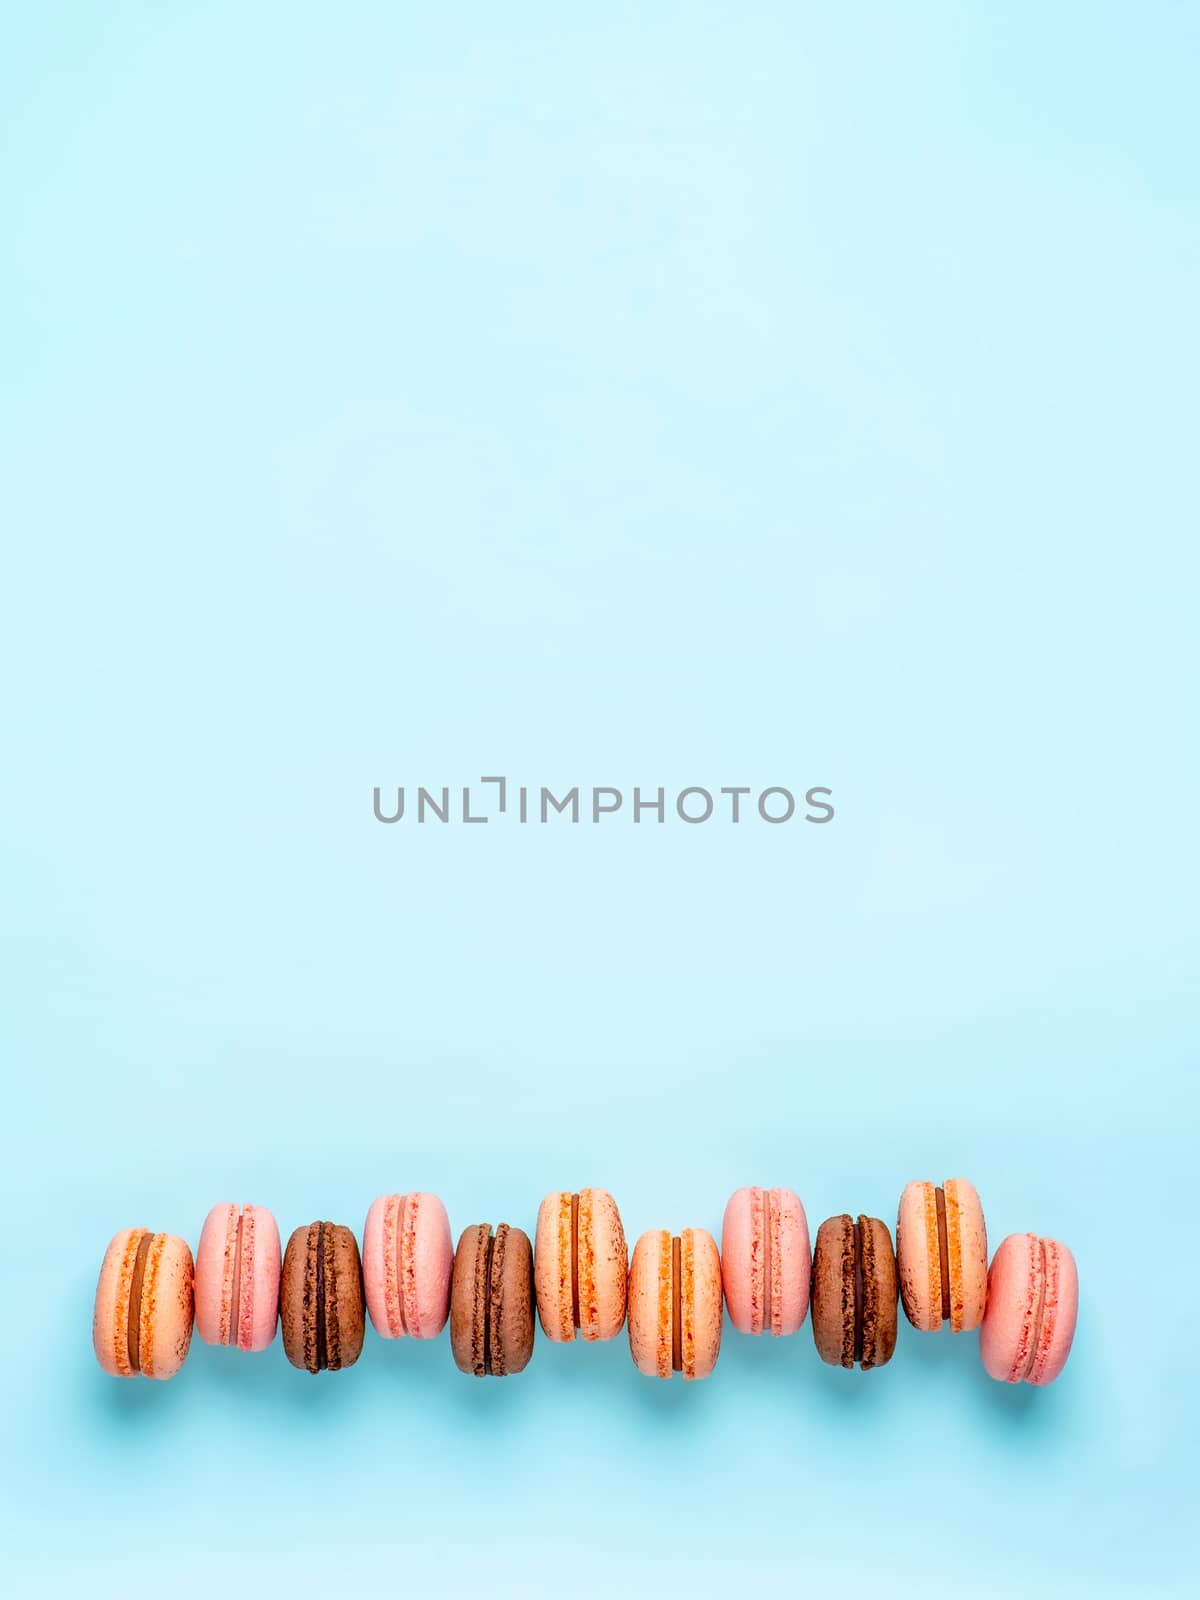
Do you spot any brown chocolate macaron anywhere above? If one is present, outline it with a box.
[281,1221,365,1373]
[811,1213,898,1370]
[450,1222,535,1376]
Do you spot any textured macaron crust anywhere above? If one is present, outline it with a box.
[93,1228,195,1379]
[811,1214,898,1370]
[450,1223,535,1376]
[627,1228,722,1380]
[534,1188,628,1342]
[363,1193,453,1340]
[980,1233,1079,1385]
[194,1204,282,1352]
[721,1187,811,1337]
[896,1178,988,1334]
[280,1222,365,1373]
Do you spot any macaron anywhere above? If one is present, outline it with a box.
[721,1186,811,1337]
[450,1223,535,1376]
[534,1188,628,1342]
[810,1214,898,1370]
[627,1228,722,1380]
[896,1178,987,1333]
[362,1192,453,1340]
[280,1221,365,1373]
[980,1233,1078,1385]
[93,1228,194,1379]
[194,1203,282,1352]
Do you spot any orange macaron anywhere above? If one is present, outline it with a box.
[93,1227,195,1380]
[533,1187,628,1342]
[896,1177,988,1333]
[627,1227,722,1380]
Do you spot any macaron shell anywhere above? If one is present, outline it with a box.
[721,1187,811,1337]
[93,1228,141,1377]
[811,1214,855,1366]
[980,1233,1079,1385]
[944,1178,987,1333]
[533,1191,575,1342]
[896,1183,941,1333]
[93,1228,195,1380]
[1029,1237,1078,1385]
[578,1188,628,1341]
[681,1227,722,1380]
[859,1215,898,1369]
[627,1229,672,1377]
[194,1204,281,1351]
[327,1225,366,1368]
[405,1194,453,1337]
[363,1193,453,1339]
[493,1223,535,1372]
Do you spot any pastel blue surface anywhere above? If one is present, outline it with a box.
[2,4,1196,1595]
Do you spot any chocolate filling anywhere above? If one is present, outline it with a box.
[230,1208,245,1348]
[852,1219,864,1366]
[127,1231,153,1373]
[671,1235,682,1373]
[570,1193,580,1331]
[482,1227,496,1376]
[314,1224,327,1373]
[935,1186,951,1324]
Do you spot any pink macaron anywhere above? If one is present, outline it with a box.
[721,1187,811,1336]
[980,1232,1078,1385]
[194,1204,282,1352]
[362,1192,453,1339]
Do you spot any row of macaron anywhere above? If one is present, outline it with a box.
[93,1178,1078,1387]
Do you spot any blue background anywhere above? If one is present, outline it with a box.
[2,4,1197,1594]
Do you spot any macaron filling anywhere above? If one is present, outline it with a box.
[396,1197,411,1336]
[1023,1237,1049,1382]
[229,1209,248,1347]
[934,1186,951,1324]
[482,1227,497,1375]
[753,1188,783,1336]
[386,1195,412,1337]
[851,1220,864,1366]
[477,1222,522,1376]
[127,1231,153,1373]
[314,1224,327,1372]
[760,1191,771,1334]
[570,1193,580,1331]
[671,1236,682,1373]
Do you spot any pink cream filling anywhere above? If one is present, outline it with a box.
[221,1205,257,1350]
[383,1194,407,1337]
[401,1194,421,1337]
[767,1188,783,1337]
[219,1206,238,1346]
[1026,1238,1058,1382]
[1014,1234,1048,1383]
[235,1208,256,1351]
[750,1188,766,1335]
